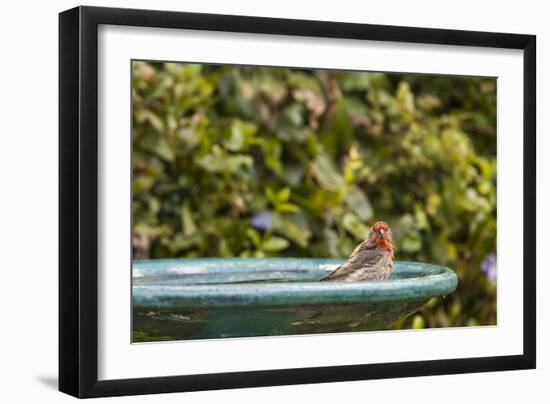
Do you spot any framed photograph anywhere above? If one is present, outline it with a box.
[59,6,536,398]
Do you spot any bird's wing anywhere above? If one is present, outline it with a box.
[321,241,384,281]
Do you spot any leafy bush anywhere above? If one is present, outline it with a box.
[132,61,497,328]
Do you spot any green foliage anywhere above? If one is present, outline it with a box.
[132,61,497,328]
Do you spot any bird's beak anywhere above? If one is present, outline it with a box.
[379,229,385,236]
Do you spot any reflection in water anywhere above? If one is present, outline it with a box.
[133,270,433,286]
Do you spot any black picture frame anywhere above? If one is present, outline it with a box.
[59,5,536,398]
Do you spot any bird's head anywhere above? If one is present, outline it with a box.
[370,221,392,240]
[369,221,394,256]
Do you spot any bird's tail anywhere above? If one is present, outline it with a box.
[320,266,340,282]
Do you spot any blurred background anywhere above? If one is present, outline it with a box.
[132,61,497,329]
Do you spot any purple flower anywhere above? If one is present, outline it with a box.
[481,253,497,282]
[251,210,273,231]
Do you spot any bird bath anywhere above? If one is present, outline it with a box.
[132,258,457,342]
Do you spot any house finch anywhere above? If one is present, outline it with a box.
[321,221,394,282]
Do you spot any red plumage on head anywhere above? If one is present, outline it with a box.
[372,222,389,232]
[370,221,394,258]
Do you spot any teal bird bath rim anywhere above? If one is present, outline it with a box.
[132,258,458,342]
